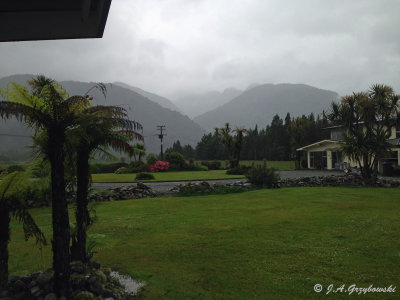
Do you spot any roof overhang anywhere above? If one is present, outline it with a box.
[0,0,112,42]
[296,140,343,151]
[388,138,400,147]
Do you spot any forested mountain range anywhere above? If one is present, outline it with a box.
[0,74,204,161]
[193,83,339,132]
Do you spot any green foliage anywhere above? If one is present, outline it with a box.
[29,159,51,178]
[90,162,128,174]
[115,162,150,174]
[193,113,329,161]
[165,152,186,170]
[327,84,399,181]
[0,172,47,243]
[226,165,250,175]
[245,162,279,188]
[130,143,146,161]
[135,172,155,180]
[128,161,149,172]
[165,140,196,159]
[200,160,222,170]
[6,164,25,173]
[146,154,158,165]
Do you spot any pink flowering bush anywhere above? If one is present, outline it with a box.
[150,161,170,172]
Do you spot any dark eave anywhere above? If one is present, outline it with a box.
[0,0,112,42]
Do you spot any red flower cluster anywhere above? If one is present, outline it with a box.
[150,161,170,172]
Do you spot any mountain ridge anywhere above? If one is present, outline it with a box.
[0,74,204,159]
[194,83,339,131]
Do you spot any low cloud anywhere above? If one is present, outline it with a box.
[0,0,399,100]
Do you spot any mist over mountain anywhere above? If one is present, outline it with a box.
[0,75,204,160]
[194,83,339,132]
[174,88,242,118]
[113,81,180,112]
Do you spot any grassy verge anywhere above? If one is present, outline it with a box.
[92,170,245,183]
[9,187,400,299]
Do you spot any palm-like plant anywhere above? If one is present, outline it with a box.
[0,76,92,297]
[328,84,399,182]
[130,143,146,161]
[0,171,46,290]
[216,123,247,168]
[69,105,143,262]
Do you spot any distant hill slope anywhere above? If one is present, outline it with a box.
[175,88,242,118]
[194,83,339,132]
[114,81,180,112]
[0,75,204,159]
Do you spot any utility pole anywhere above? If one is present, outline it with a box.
[157,125,166,160]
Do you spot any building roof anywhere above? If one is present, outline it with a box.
[296,140,343,151]
[0,0,112,42]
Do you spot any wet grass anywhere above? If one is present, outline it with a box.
[8,187,400,299]
[92,170,244,183]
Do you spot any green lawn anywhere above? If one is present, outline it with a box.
[8,187,400,299]
[91,161,294,183]
[92,170,245,182]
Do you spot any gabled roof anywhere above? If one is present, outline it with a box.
[0,0,112,42]
[296,140,343,151]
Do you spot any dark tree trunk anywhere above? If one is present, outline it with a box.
[48,130,71,298]
[0,203,10,290]
[73,148,91,262]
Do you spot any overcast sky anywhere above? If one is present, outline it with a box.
[1,0,399,100]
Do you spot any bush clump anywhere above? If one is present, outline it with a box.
[150,161,170,172]
[135,172,155,180]
[201,161,222,170]
[245,162,279,188]
[146,154,158,166]
[90,162,128,174]
[226,165,250,175]
[165,152,186,170]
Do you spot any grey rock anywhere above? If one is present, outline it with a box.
[102,289,117,299]
[73,291,94,300]
[89,261,101,270]
[8,275,19,283]
[43,293,57,300]
[89,280,103,295]
[92,270,107,283]
[102,268,111,277]
[28,280,37,288]
[36,270,54,286]
[30,286,41,297]
[13,279,26,290]
[71,262,85,274]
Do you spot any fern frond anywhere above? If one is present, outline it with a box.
[0,101,50,128]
